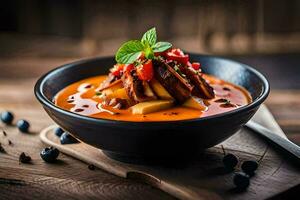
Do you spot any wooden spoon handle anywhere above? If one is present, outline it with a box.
[246,121,300,163]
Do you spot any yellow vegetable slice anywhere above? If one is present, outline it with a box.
[131,100,174,114]
[143,82,156,99]
[150,79,173,100]
[106,88,128,99]
[183,96,207,111]
[101,82,123,97]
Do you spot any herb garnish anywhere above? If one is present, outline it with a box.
[115,28,172,64]
[174,65,186,78]
[95,91,102,96]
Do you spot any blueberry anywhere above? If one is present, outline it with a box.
[54,127,64,137]
[88,164,96,170]
[19,152,31,163]
[1,111,14,124]
[40,147,60,163]
[223,153,238,170]
[60,132,79,144]
[0,144,6,153]
[233,172,250,190]
[17,119,30,133]
[241,160,258,176]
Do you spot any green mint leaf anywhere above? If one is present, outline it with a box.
[152,42,172,52]
[141,27,157,47]
[115,40,144,64]
[144,45,154,59]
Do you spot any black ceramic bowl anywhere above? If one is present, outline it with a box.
[35,54,269,162]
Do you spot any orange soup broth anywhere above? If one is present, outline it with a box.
[54,75,251,122]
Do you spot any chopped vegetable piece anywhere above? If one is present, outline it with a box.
[111,64,134,77]
[136,60,153,81]
[191,62,201,70]
[106,88,129,99]
[131,100,173,114]
[124,64,134,72]
[183,96,207,111]
[111,64,124,77]
[149,78,173,100]
[101,81,123,97]
[143,81,156,98]
[164,48,189,65]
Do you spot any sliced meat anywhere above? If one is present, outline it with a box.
[180,66,215,99]
[153,59,193,103]
[121,70,156,103]
[98,73,120,91]
[103,98,130,109]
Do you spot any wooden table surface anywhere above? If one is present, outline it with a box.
[0,55,300,199]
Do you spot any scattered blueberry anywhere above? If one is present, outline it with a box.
[60,132,79,144]
[19,152,31,163]
[17,119,30,133]
[241,160,258,176]
[0,143,6,153]
[40,147,60,163]
[54,127,64,137]
[233,172,250,190]
[88,164,96,170]
[1,111,14,124]
[223,153,238,170]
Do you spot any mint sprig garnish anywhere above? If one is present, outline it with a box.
[115,27,172,64]
[141,28,157,46]
[152,42,172,53]
[115,40,144,64]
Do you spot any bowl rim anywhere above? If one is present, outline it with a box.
[34,54,270,126]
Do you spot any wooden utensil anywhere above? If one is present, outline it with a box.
[246,121,300,164]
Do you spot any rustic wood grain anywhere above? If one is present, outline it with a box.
[0,80,175,199]
[1,78,300,199]
[39,105,300,200]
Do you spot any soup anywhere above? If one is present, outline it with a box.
[54,28,252,122]
[55,74,251,122]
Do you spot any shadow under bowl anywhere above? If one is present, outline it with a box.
[34,54,269,163]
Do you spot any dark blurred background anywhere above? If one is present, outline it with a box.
[0,0,299,87]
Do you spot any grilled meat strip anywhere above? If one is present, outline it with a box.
[98,73,120,91]
[180,66,215,99]
[153,59,193,103]
[103,98,130,109]
[121,70,156,103]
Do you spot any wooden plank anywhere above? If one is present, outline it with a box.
[0,79,175,199]
[39,106,300,200]
[0,77,300,199]
[0,106,174,200]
